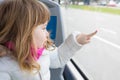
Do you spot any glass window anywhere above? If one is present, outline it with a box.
[61,2,120,80]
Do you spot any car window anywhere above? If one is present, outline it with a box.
[61,1,120,80]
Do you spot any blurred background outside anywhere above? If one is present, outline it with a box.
[52,0,120,80]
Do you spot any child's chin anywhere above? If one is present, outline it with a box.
[43,41,47,47]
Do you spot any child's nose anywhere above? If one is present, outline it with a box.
[45,30,49,37]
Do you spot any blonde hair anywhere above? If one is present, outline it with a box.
[0,0,53,73]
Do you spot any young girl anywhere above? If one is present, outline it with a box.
[0,0,97,80]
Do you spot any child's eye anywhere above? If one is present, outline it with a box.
[42,28,46,30]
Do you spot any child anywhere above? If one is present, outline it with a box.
[0,0,97,80]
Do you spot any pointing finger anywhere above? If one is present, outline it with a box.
[87,30,97,38]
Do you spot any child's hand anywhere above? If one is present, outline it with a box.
[76,30,97,45]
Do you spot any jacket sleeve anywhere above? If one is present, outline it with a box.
[50,31,82,68]
[0,72,11,80]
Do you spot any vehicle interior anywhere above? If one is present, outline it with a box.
[1,0,119,80]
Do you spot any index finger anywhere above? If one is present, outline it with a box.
[87,30,97,38]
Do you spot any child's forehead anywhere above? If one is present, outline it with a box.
[44,21,48,25]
